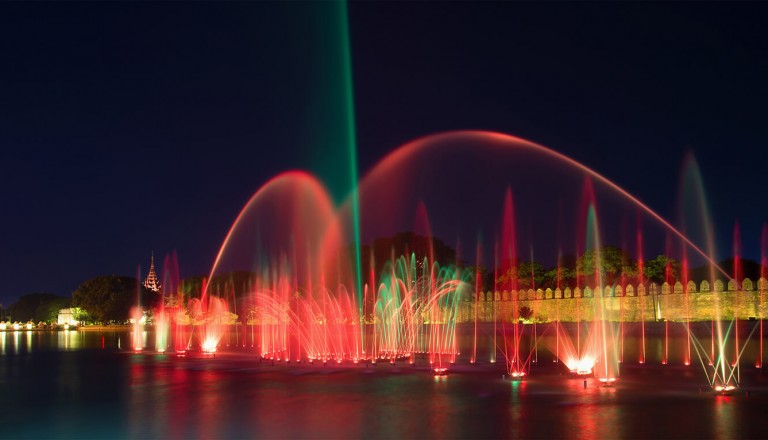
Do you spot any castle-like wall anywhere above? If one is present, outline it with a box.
[458,277,768,323]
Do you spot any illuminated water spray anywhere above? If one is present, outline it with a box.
[678,155,740,392]
[122,128,761,398]
[759,224,767,369]
[586,204,619,384]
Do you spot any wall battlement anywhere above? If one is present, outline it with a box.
[458,277,768,323]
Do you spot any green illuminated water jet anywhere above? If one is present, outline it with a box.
[300,1,364,352]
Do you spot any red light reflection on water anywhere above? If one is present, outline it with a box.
[713,395,736,440]
[560,377,619,439]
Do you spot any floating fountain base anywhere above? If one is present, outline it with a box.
[598,377,616,386]
[713,384,737,395]
[570,368,593,378]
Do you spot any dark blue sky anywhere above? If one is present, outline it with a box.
[1,2,766,304]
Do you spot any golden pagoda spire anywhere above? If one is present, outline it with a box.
[143,251,162,293]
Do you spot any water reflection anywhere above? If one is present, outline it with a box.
[713,395,736,440]
[56,329,82,350]
[0,330,766,439]
[508,379,527,438]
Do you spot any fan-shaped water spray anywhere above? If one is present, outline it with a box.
[131,131,761,393]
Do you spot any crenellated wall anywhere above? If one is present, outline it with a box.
[458,277,768,323]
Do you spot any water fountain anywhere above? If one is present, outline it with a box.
[125,131,764,396]
[130,306,144,352]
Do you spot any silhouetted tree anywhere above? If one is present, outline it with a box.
[519,306,534,321]
[464,265,492,293]
[367,232,461,273]
[72,276,158,324]
[8,293,70,322]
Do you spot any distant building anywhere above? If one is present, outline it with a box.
[57,308,77,326]
[143,252,162,293]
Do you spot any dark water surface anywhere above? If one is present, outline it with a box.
[1,328,767,439]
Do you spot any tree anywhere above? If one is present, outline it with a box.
[517,261,546,289]
[368,232,462,272]
[577,246,636,285]
[463,265,491,293]
[72,276,158,324]
[518,306,534,321]
[8,293,70,322]
[497,262,546,290]
[71,307,90,323]
[643,255,680,284]
[542,267,577,289]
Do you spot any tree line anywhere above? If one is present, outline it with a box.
[469,248,765,292]
[3,236,765,324]
[3,276,160,324]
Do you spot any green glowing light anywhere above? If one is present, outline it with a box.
[301,1,363,351]
[335,0,365,350]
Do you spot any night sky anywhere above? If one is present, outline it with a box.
[1,2,766,305]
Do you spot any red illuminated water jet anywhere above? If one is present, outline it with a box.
[122,130,761,398]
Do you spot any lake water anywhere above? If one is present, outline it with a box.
[1,324,767,439]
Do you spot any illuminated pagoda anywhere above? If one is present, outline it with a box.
[143,252,162,293]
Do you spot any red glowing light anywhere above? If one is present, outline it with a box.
[564,357,595,376]
[714,385,736,394]
[368,131,731,280]
[433,367,448,376]
[176,130,738,371]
